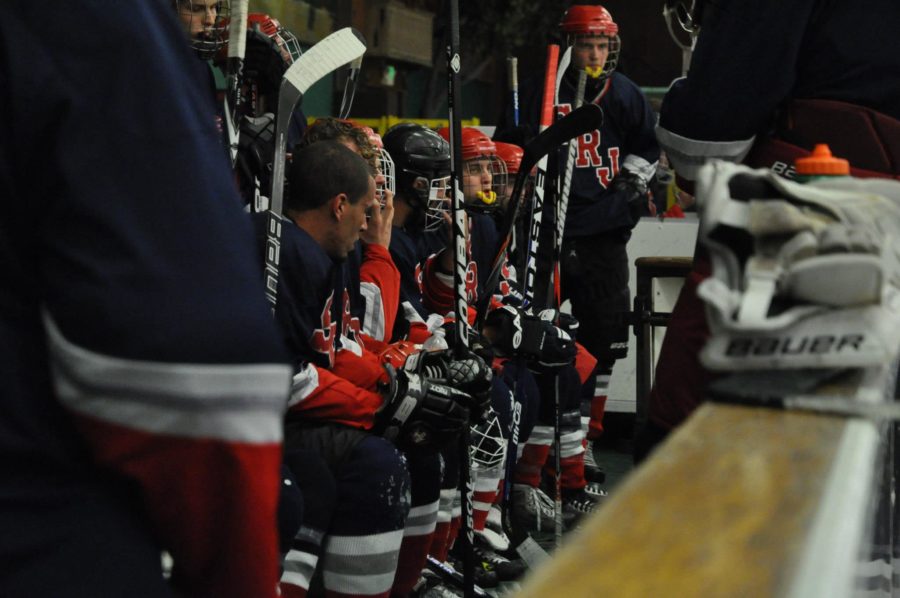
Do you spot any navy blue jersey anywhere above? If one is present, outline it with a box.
[389,225,430,326]
[557,72,659,236]
[658,0,900,178]
[252,215,363,370]
[0,4,291,596]
[499,71,659,238]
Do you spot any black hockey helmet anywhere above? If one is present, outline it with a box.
[383,123,451,230]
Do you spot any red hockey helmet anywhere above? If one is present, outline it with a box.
[559,5,619,37]
[246,13,303,65]
[560,5,621,80]
[493,141,524,175]
[437,127,507,213]
[437,126,498,161]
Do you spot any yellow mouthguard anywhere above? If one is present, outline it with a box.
[476,190,497,205]
[585,66,604,79]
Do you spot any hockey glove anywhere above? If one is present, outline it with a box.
[375,362,470,453]
[537,309,580,342]
[484,305,576,368]
[415,350,493,422]
[611,170,650,229]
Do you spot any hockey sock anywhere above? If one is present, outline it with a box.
[321,437,409,598]
[581,365,611,441]
[513,425,553,487]
[391,453,441,597]
[392,503,439,597]
[428,488,456,562]
[472,466,503,532]
[546,430,588,491]
[280,449,338,598]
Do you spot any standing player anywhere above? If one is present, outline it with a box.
[643,0,900,460]
[0,3,292,597]
[498,4,659,483]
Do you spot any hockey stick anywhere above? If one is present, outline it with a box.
[519,45,560,311]
[264,28,366,311]
[546,69,589,550]
[709,369,900,421]
[224,0,249,166]
[554,46,572,108]
[508,56,520,127]
[445,1,475,594]
[424,556,489,598]
[337,55,363,119]
[482,103,604,304]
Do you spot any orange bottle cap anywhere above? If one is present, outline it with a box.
[795,144,850,176]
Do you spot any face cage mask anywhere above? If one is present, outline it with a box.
[463,156,508,214]
[567,34,620,81]
[469,409,507,470]
[376,148,396,206]
[271,26,303,65]
[179,0,230,61]
[424,175,452,233]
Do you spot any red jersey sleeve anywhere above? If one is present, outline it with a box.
[359,243,400,342]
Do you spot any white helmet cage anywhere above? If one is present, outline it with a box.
[463,156,508,213]
[469,409,507,470]
[424,175,452,232]
[176,0,230,60]
[377,148,396,206]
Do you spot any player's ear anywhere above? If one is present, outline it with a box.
[331,193,349,220]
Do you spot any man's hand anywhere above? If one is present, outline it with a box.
[360,185,394,248]
[611,170,650,228]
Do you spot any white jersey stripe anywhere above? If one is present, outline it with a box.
[360,281,386,341]
[655,124,755,181]
[45,313,288,443]
[288,363,320,408]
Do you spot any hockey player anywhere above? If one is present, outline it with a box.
[0,4,292,597]
[296,119,448,597]
[260,141,488,598]
[299,117,400,346]
[234,13,306,210]
[432,127,599,558]
[641,0,900,461]
[498,4,659,486]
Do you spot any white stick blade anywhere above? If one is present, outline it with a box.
[283,28,366,96]
[227,0,249,59]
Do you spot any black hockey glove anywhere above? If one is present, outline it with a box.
[537,309,580,342]
[415,350,493,422]
[484,305,576,368]
[375,361,470,453]
[438,319,496,366]
[611,170,650,229]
